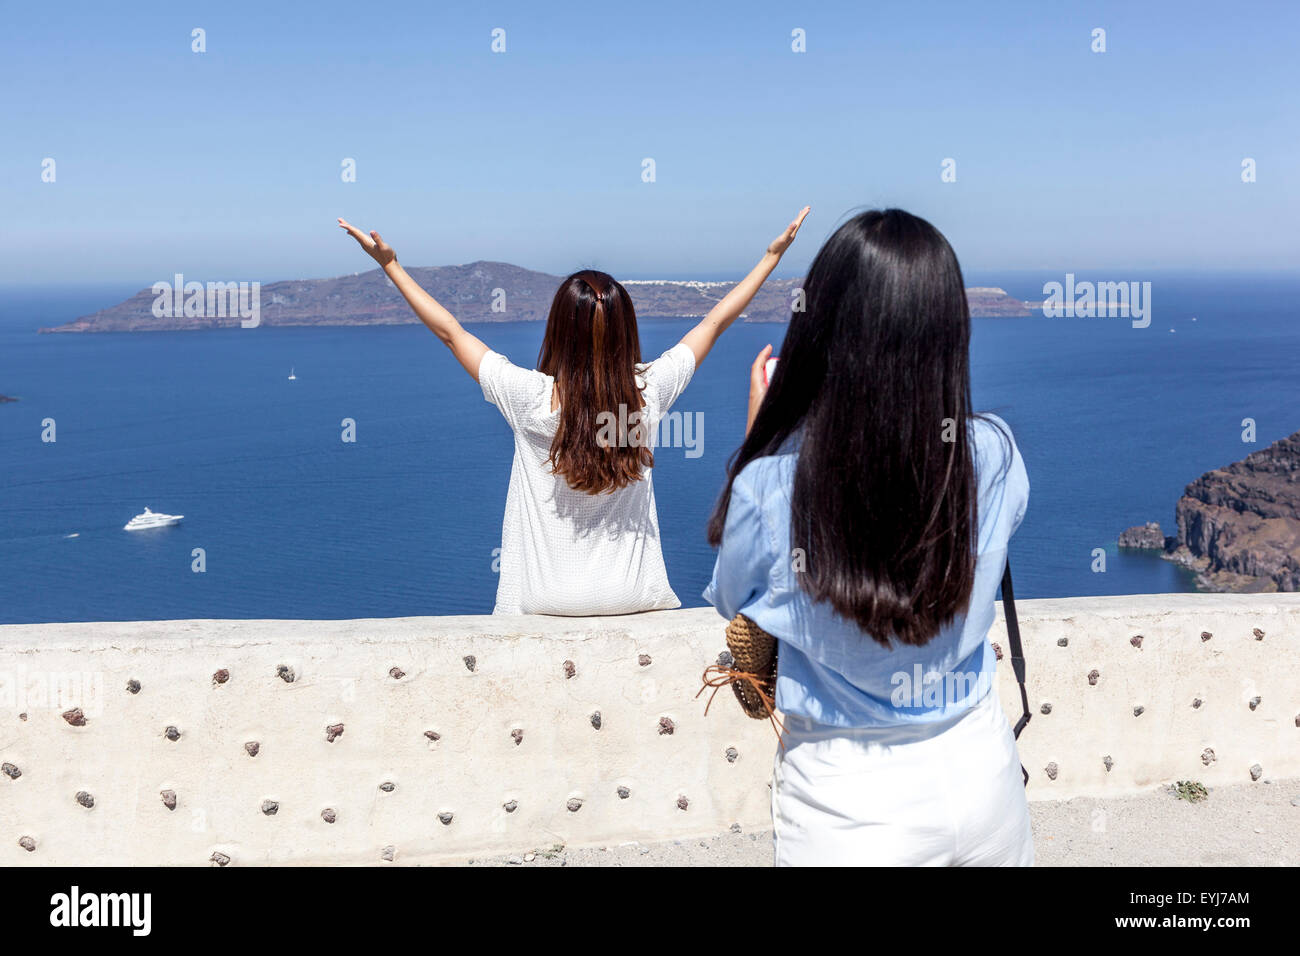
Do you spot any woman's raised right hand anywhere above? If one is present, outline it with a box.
[766,206,810,258]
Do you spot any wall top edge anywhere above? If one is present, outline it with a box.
[2,593,1300,651]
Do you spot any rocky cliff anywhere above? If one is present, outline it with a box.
[38,263,1031,332]
[1165,431,1300,592]
[1118,521,1168,549]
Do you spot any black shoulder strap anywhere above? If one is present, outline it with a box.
[1000,558,1031,786]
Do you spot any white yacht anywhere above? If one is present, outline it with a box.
[124,507,183,531]
[288,367,297,381]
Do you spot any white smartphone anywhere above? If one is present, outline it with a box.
[764,356,779,385]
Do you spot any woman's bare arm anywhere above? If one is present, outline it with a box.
[337,218,489,381]
[679,206,809,368]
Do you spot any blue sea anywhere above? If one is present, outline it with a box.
[2,272,1298,624]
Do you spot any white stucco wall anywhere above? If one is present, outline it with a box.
[1,593,1297,865]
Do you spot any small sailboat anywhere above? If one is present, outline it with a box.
[288,367,297,381]
[124,507,183,531]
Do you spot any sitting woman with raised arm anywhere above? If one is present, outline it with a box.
[339,208,809,615]
[705,209,1032,866]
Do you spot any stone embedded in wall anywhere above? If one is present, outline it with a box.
[75,790,94,809]
[2,762,20,780]
[321,808,337,824]
[19,836,36,852]
[245,741,260,757]
[161,790,177,811]
[511,728,524,746]
[462,655,476,672]
[1088,669,1100,686]
[210,851,230,866]
[563,660,576,679]
[213,669,230,685]
[1249,696,1262,711]
[164,725,181,741]
[438,812,453,825]
[1130,635,1144,648]
[126,679,141,694]
[325,723,344,743]
[1045,762,1059,781]
[590,712,601,730]
[262,800,279,815]
[658,717,675,735]
[1250,764,1264,781]
[62,707,87,726]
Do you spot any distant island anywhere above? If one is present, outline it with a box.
[1119,429,1300,592]
[0,394,17,403]
[38,262,1032,333]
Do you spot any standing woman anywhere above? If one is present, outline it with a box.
[704,209,1033,866]
[339,207,808,615]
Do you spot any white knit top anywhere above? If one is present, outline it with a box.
[479,343,696,615]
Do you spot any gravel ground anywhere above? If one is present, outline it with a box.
[461,777,1300,867]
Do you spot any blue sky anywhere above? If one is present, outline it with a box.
[2,0,1297,284]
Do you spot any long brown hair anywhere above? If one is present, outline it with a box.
[537,270,652,494]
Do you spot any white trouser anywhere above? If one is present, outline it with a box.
[771,689,1034,866]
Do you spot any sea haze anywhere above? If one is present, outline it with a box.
[2,272,1298,624]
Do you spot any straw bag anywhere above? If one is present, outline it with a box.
[696,613,785,741]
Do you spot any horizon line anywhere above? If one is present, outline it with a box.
[3,265,1300,292]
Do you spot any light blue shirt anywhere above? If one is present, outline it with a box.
[703,415,1028,731]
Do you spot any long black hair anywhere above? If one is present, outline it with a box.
[707,209,978,648]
